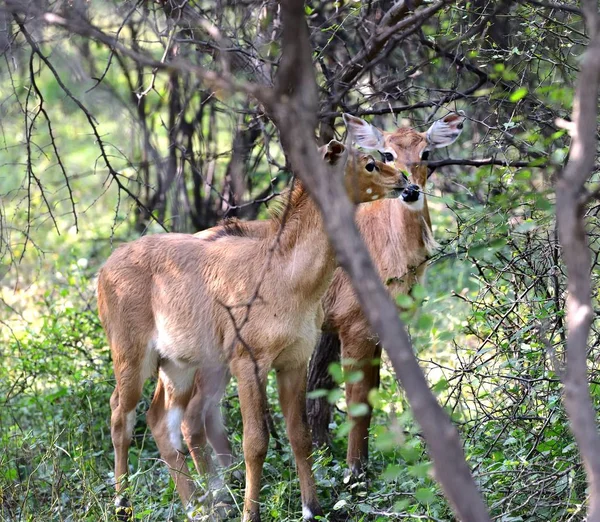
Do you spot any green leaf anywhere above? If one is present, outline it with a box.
[328,362,344,384]
[348,403,370,417]
[396,294,413,308]
[514,219,537,233]
[408,462,432,478]
[416,313,433,331]
[411,284,427,302]
[336,420,354,437]
[368,388,383,409]
[346,370,364,384]
[393,499,411,512]
[306,389,328,399]
[357,503,373,513]
[433,378,448,394]
[510,87,528,102]
[489,238,508,249]
[437,331,454,342]
[534,195,553,211]
[400,445,421,463]
[375,430,402,452]
[4,468,18,480]
[382,464,404,481]
[327,388,343,404]
[528,157,547,167]
[414,487,436,505]
[467,243,488,256]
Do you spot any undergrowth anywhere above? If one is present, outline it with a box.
[0,265,450,522]
[1,186,596,521]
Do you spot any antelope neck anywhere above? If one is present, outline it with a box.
[269,182,336,297]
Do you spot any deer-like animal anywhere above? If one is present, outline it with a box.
[323,112,465,475]
[97,140,407,522]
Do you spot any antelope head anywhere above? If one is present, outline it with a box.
[342,112,466,211]
[320,139,409,204]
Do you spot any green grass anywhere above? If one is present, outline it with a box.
[0,198,591,522]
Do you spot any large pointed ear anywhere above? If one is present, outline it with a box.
[342,113,385,150]
[425,112,466,148]
[320,139,347,165]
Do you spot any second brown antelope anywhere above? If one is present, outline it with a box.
[97,140,407,522]
[320,112,466,475]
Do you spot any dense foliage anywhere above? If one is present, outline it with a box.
[1,1,598,521]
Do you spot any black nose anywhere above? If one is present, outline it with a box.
[402,184,420,203]
[457,122,464,130]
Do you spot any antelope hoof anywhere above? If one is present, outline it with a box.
[114,496,133,522]
[187,490,213,521]
[343,467,368,497]
[242,511,261,522]
[302,503,324,521]
[224,467,245,489]
[213,486,237,519]
[347,460,365,477]
[213,503,237,520]
[188,487,237,521]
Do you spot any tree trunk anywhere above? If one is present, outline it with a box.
[555,3,600,519]
[306,332,340,447]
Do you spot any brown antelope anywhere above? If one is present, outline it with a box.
[324,112,466,475]
[187,112,466,479]
[97,140,407,522]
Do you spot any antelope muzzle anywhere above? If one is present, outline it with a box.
[401,184,420,203]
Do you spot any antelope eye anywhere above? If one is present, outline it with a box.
[457,122,464,130]
[421,150,430,160]
[380,152,394,162]
[365,162,376,172]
